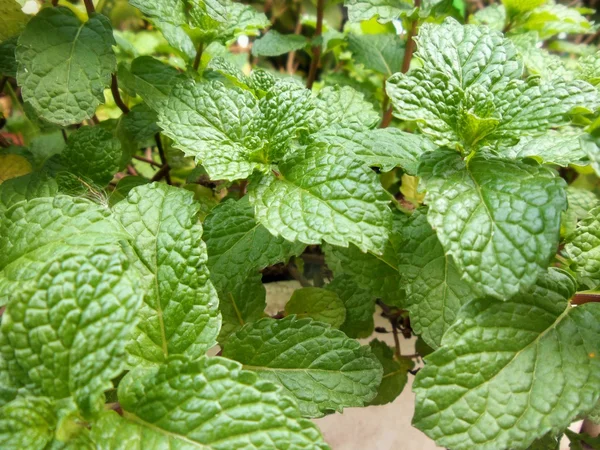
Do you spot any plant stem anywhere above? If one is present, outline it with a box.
[83,0,95,15]
[111,74,130,114]
[154,133,172,185]
[305,0,325,89]
[380,0,421,128]
[0,135,10,148]
[151,163,171,182]
[193,42,204,72]
[286,3,303,75]
[132,155,161,167]
[572,293,600,305]
[61,129,68,143]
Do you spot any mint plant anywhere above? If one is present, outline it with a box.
[1,0,600,449]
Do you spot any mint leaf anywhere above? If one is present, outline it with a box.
[113,183,221,366]
[0,397,55,449]
[496,132,589,167]
[1,247,142,415]
[252,30,309,57]
[203,196,303,340]
[344,0,412,23]
[521,4,593,39]
[326,276,375,339]
[58,126,122,186]
[562,187,599,237]
[157,80,263,180]
[419,149,567,299]
[397,209,477,349]
[249,143,392,255]
[119,103,160,149]
[503,0,545,18]
[0,173,58,211]
[285,287,346,328]
[311,125,435,174]
[347,33,404,77]
[314,85,379,132]
[0,154,31,184]
[565,205,600,290]
[367,339,413,406]
[413,269,600,450]
[0,36,18,78]
[223,316,383,417]
[93,356,329,449]
[0,0,28,40]
[16,8,116,126]
[324,212,404,306]
[386,19,600,149]
[119,56,189,111]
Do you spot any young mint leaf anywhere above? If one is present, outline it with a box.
[324,211,404,306]
[565,205,600,290]
[284,287,346,328]
[326,276,375,339]
[57,126,122,186]
[257,79,315,161]
[128,0,195,58]
[218,2,269,43]
[503,0,545,19]
[313,85,379,132]
[419,149,567,299]
[0,397,56,449]
[16,8,116,126]
[249,143,392,255]
[222,316,383,417]
[252,30,309,57]
[1,247,142,416]
[576,51,600,87]
[344,0,412,23]
[92,356,329,449]
[413,269,600,450]
[471,4,506,30]
[367,339,413,406]
[0,0,29,41]
[347,33,405,77]
[521,4,593,39]
[113,183,221,366]
[311,125,435,174]
[0,173,58,211]
[157,80,264,180]
[397,209,477,349]
[386,18,600,149]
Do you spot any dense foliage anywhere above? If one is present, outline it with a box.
[1,0,600,448]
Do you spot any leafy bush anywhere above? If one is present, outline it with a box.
[1,0,600,449]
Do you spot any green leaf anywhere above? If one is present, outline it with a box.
[119,56,189,111]
[419,149,567,299]
[562,187,600,237]
[386,18,600,149]
[203,196,304,340]
[565,430,600,450]
[311,125,435,174]
[367,339,413,406]
[503,0,545,19]
[223,316,383,417]
[397,208,477,348]
[314,85,379,132]
[0,196,127,292]
[57,126,122,186]
[157,80,263,180]
[92,356,329,449]
[0,36,18,78]
[285,287,346,328]
[344,0,412,23]
[251,30,309,57]
[0,0,29,40]
[471,4,505,31]
[521,4,593,40]
[1,247,142,415]
[565,205,600,290]
[347,33,405,77]
[16,8,116,126]
[0,397,55,449]
[249,143,392,255]
[326,276,375,339]
[413,269,600,450]
[0,173,58,212]
[119,103,160,149]
[113,183,221,366]
[0,154,31,184]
